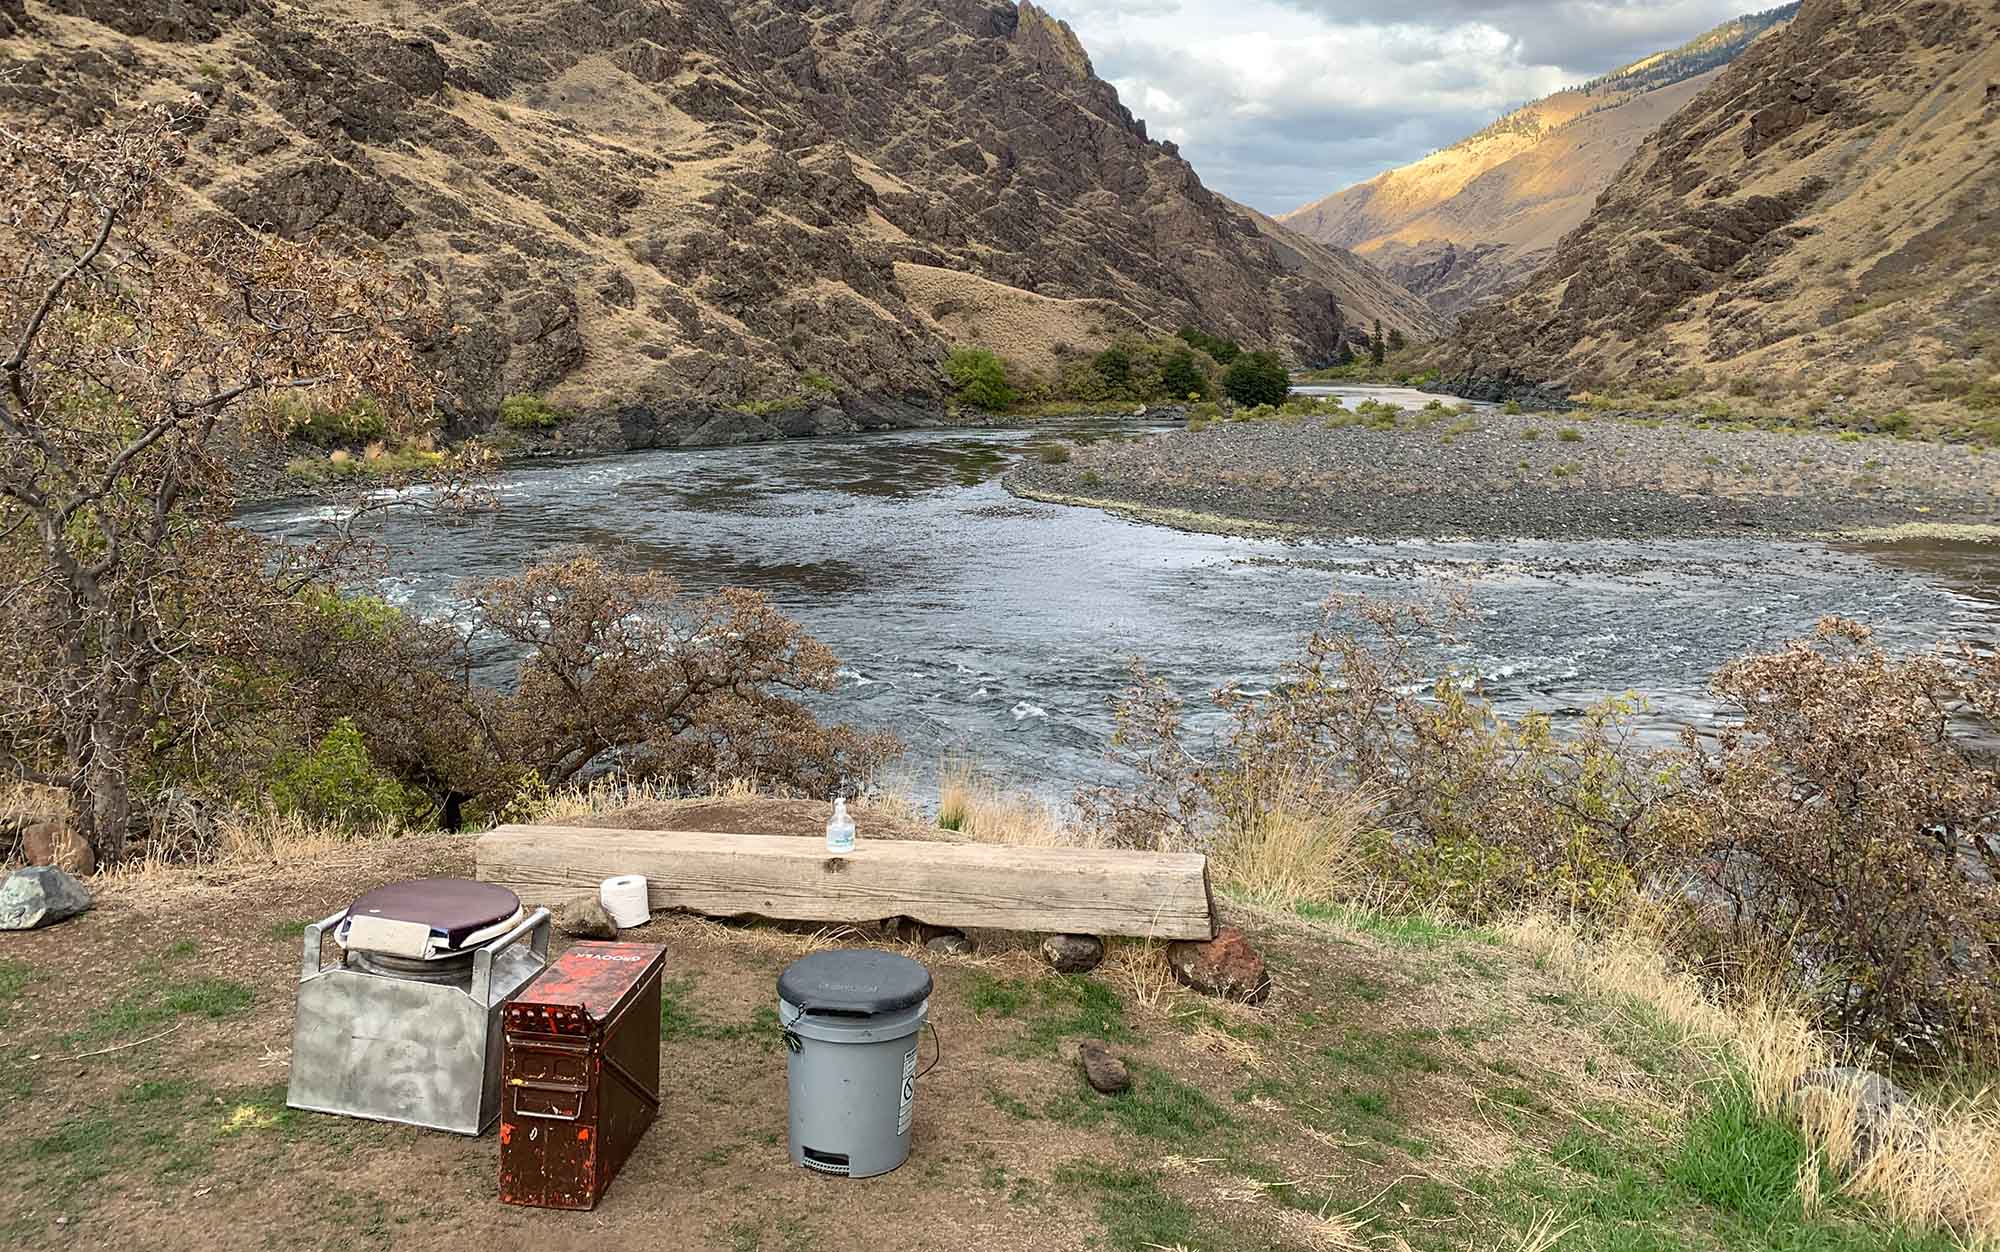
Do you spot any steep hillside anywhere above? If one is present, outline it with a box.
[1281,5,1797,320]
[0,0,1433,445]
[1437,0,2000,424]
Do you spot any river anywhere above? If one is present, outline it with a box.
[243,387,2000,799]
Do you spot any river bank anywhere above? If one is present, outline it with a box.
[232,398,1186,506]
[1005,409,2000,542]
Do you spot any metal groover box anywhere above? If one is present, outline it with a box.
[287,879,551,1137]
[499,940,667,1210]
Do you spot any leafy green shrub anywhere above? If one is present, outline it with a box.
[1080,469,1103,487]
[499,393,562,431]
[272,394,389,447]
[1521,428,1543,440]
[1876,409,1913,435]
[1177,326,1240,364]
[800,371,837,394]
[1558,427,1584,442]
[1037,443,1072,465]
[1092,344,1133,394]
[946,347,1017,410]
[1158,349,1207,401]
[1221,351,1289,408]
[265,718,427,829]
[1502,399,1523,415]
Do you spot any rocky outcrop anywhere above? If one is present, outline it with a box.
[2,0,1434,442]
[1436,0,2000,400]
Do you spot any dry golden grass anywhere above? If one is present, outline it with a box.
[1207,792,1380,905]
[1503,911,2000,1248]
[891,262,1141,379]
[933,761,1084,847]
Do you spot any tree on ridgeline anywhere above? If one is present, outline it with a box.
[1369,320,1386,367]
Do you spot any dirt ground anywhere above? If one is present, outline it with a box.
[0,825,1708,1252]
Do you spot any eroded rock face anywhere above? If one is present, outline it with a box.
[3,0,1433,437]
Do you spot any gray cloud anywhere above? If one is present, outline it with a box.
[1050,0,1761,213]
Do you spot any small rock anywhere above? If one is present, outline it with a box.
[1041,933,1105,974]
[1166,927,1271,1004]
[1793,1067,1928,1162]
[0,866,92,930]
[555,897,618,940]
[924,932,975,956]
[1078,1040,1131,1094]
[20,820,95,876]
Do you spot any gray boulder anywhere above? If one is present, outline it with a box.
[1078,1040,1132,1094]
[556,897,619,940]
[0,866,93,930]
[1041,933,1105,974]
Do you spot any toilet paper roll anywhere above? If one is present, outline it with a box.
[599,874,651,929]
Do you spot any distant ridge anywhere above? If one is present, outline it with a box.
[1435,0,2000,417]
[1279,4,1798,320]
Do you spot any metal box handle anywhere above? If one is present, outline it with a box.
[471,907,552,1004]
[509,1079,584,1121]
[298,909,348,981]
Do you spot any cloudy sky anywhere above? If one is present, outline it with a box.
[1046,0,1766,214]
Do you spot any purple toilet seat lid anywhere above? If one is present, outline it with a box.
[344,878,523,950]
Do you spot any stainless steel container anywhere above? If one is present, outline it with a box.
[287,902,551,1136]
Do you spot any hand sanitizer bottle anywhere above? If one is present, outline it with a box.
[826,796,856,855]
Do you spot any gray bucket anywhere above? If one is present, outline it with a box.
[777,949,933,1179]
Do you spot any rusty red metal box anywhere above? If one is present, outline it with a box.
[499,940,666,1210]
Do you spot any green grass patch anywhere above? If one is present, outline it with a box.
[1321,1025,1444,1076]
[0,959,36,1029]
[1045,1064,1232,1145]
[69,976,255,1046]
[284,447,445,483]
[964,972,1134,1056]
[1284,900,1485,948]
[658,975,781,1050]
[1427,1079,1960,1252]
[1055,1163,1208,1252]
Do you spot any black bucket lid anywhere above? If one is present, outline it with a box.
[778,949,932,1017]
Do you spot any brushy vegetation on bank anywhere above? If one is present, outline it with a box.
[946,326,1299,414]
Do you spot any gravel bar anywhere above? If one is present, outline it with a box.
[1005,413,2000,541]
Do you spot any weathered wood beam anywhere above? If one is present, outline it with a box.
[475,825,1217,941]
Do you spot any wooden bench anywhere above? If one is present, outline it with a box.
[475,825,1217,940]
